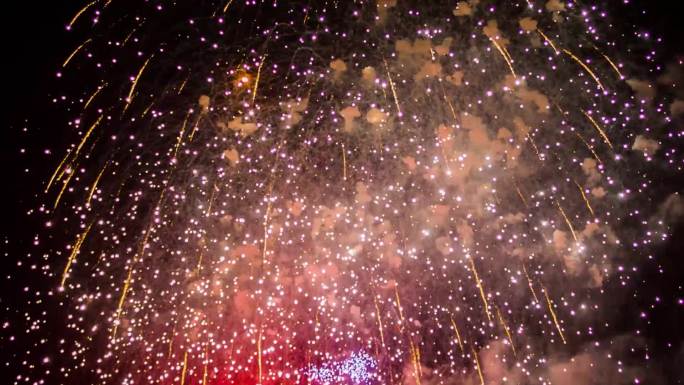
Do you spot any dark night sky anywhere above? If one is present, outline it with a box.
[1,1,683,383]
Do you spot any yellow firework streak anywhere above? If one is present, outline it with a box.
[575,132,603,164]
[223,0,234,13]
[206,184,218,217]
[384,59,402,117]
[196,250,204,274]
[177,76,189,95]
[68,0,98,29]
[409,338,422,385]
[141,102,155,118]
[84,83,106,110]
[582,110,613,149]
[537,29,559,55]
[63,39,92,68]
[341,143,347,181]
[187,114,203,142]
[563,48,605,92]
[86,162,108,206]
[75,115,104,157]
[167,319,177,358]
[443,90,458,123]
[174,112,191,157]
[257,327,263,385]
[449,315,464,354]
[46,150,72,193]
[469,257,492,322]
[522,264,539,303]
[600,52,624,79]
[556,200,578,242]
[590,44,625,80]
[514,180,528,208]
[542,285,567,344]
[472,346,485,385]
[394,285,405,323]
[490,37,517,78]
[252,55,266,104]
[60,223,94,287]
[180,351,189,385]
[261,188,274,266]
[575,180,595,216]
[48,114,103,195]
[526,133,543,161]
[124,55,153,112]
[54,164,78,209]
[112,223,153,338]
[373,295,386,348]
[122,26,138,46]
[202,346,209,385]
[495,305,516,356]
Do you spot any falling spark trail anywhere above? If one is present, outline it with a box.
[408,338,422,385]
[223,0,234,13]
[556,200,578,242]
[384,59,402,117]
[54,166,77,209]
[252,55,266,104]
[575,180,595,216]
[180,351,189,385]
[168,319,177,358]
[489,37,517,78]
[522,264,539,303]
[595,47,625,79]
[112,223,153,338]
[542,285,567,344]
[62,39,92,68]
[84,83,106,110]
[60,223,94,287]
[124,55,154,112]
[257,327,263,385]
[394,285,405,324]
[174,112,191,157]
[202,346,209,385]
[177,76,189,95]
[187,114,203,142]
[67,0,98,30]
[469,257,492,322]
[496,305,516,356]
[141,102,155,118]
[86,162,108,206]
[575,132,603,164]
[75,115,104,157]
[373,295,386,348]
[196,250,204,274]
[582,110,614,149]
[537,29,559,55]
[472,346,485,385]
[449,315,464,354]
[514,180,528,208]
[46,150,72,193]
[341,142,347,181]
[526,133,543,161]
[563,48,606,92]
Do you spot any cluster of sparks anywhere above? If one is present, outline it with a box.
[305,351,377,385]
[6,1,684,385]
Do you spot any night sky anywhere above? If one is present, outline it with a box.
[2,1,684,384]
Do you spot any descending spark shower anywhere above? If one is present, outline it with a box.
[8,1,684,385]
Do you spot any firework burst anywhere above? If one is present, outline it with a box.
[4,1,684,385]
